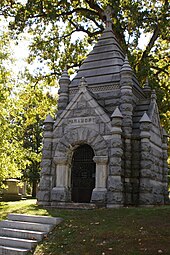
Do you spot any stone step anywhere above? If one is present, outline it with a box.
[0,245,29,255]
[0,220,53,232]
[8,213,63,225]
[0,236,37,249]
[0,214,63,255]
[50,202,97,210]
[0,227,45,241]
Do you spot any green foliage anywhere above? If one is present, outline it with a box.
[0,1,169,188]
[0,28,25,187]
[0,19,57,191]
[11,80,57,196]
[0,0,169,131]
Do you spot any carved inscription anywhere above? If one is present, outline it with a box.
[68,117,95,125]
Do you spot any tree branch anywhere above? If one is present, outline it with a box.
[138,0,169,71]
[68,19,102,37]
[151,65,169,76]
[140,25,160,63]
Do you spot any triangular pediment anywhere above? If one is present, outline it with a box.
[54,85,111,131]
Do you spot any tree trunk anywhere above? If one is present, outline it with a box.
[32,181,37,198]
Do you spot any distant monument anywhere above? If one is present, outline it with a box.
[37,9,169,207]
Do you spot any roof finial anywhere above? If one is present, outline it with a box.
[103,6,114,30]
[151,89,157,101]
[143,77,151,97]
[79,77,88,88]
[121,55,132,73]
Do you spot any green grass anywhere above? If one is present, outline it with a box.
[0,200,170,255]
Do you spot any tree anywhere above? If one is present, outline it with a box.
[0,0,169,131]
[0,1,169,187]
[12,77,57,197]
[0,24,26,188]
[0,19,57,193]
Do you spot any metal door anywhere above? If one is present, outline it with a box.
[71,144,95,203]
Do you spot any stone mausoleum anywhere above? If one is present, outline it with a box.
[37,13,169,208]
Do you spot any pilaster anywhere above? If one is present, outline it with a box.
[162,128,169,204]
[91,156,108,205]
[37,114,54,206]
[139,112,153,205]
[107,107,124,207]
[57,69,70,115]
[51,156,71,204]
[120,56,133,204]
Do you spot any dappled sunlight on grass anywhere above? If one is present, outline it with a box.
[0,199,49,220]
[0,200,170,255]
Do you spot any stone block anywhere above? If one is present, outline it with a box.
[77,99,87,109]
[96,148,108,156]
[42,149,51,159]
[107,191,123,204]
[99,123,105,134]
[121,103,133,112]
[110,148,123,157]
[140,169,153,178]
[43,141,52,150]
[8,214,62,225]
[91,188,107,203]
[109,165,122,175]
[94,139,107,152]
[140,160,152,170]
[139,193,154,205]
[41,159,51,168]
[51,187,70,202]
[153,194,164,204]
[41,166,51,175]
[73,109,87,116]
[108,176,123,192]
[109,157,122,166]
[36,190,50,202]
[111,138,122,148]
[39,176,51,191]
[53,126,64,138]
[140,179,153,192]
[43,131,53,139]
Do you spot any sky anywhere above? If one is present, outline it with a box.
[12,31,151,76]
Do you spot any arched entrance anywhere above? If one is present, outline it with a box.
[71,144,96,203]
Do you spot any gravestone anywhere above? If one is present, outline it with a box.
[2,179,22,201]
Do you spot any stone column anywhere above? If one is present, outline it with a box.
[107,107,124,207]
[139,112,153,206]
[162,128,169,204]
[120,56,133,204]
[37,114,54,206]
[51,156,70,204]
[91,156,108,205]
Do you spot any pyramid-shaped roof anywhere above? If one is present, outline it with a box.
[70,27,125,88]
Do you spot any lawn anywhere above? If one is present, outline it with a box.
[0,200,170,255]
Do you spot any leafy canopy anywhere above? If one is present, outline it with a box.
[0,0,169,186]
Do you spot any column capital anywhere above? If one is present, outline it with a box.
[53,156,68,165]
[93,156,108,164]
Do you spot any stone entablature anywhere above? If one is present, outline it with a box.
[37,18,169,208]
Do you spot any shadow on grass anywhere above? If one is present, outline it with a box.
[34,206,170,255]
[1,200,170,255]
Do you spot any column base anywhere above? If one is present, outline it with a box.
[91,188,107,204]
[51,187,70,202]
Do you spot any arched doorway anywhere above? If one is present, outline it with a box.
[71,144,96,203]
